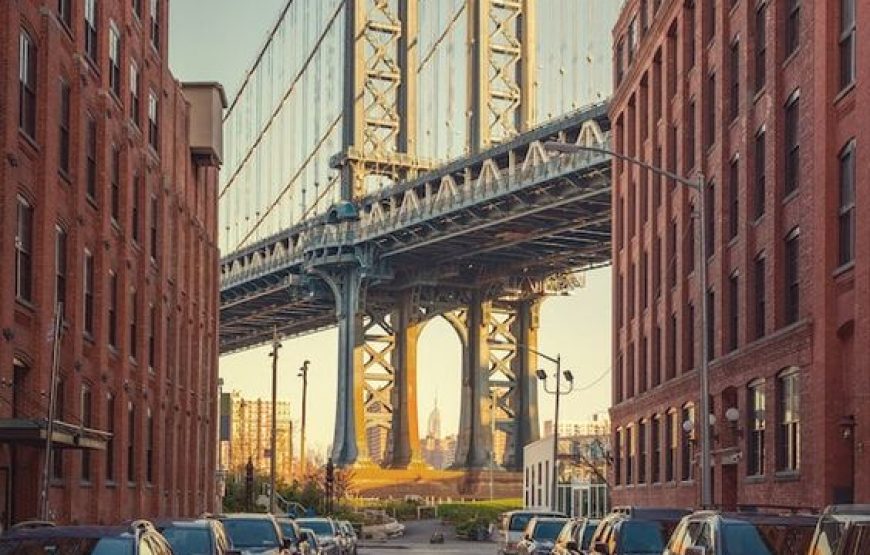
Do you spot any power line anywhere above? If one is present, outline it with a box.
[417,1,466,74]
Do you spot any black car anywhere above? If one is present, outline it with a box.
[589,507,689,555]
[155,517,237,555]
[0,520,173,554]
[551,517,600,554]
[217,513,291,554]
[516,516,570,555]
[808,504,870,555]
[664,510,817,555]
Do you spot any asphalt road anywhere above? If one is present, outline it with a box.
[360,519,495,554]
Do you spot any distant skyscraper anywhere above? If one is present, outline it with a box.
[224,392,293,485]
[427,399,442,440]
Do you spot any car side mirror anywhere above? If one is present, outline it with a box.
[565,540,579,551]
[594,541,609,554]
[685,548,706,555]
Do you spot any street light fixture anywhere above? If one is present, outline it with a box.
[297,361,310,479]
[544,140,713,508]
[535,356,574,513]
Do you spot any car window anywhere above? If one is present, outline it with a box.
[755,523,815,555]
[510,514,533,532]
[722,523,775,555]
[532,521,567,541]
[843,523,870,555]
[160,527,212,554]
[297,520,333,537]
[696,523,713,549]
[620,520,669,553]
[222,520,280,548]
[812,518,846,555]
[278,522,298,541]
[581,524,597,549]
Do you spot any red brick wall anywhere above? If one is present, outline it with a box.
[609,0,869,510]
[0,0,220,524]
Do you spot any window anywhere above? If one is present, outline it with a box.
[83,250,94,335]
[681,404,694,480]
[754,129,766,219]
[640,335,648,393]
[106,393,115,480]
[706,288,715,361]
[127,402,136,482]
[84,0,98,62]
[59,81,71,174]
[615,429,623,485]
[628,264,636,320]
[148,90,159,150]
[667,24,678,99]
[784,94,800,195]
[626,425,635,484]
[617,273,624,328]
[111,147,120,222]
[784,230,800,324]
[729,158,739,239]
[653,325,662,386]
[754,255,766,339]
[51,379,65,480]
[729,40,739,121]
[616,39,625,85]
[668,219,677,288]
[747,379,766,476]
[785,0,800,57]
[58,0,72,28]
[149,0,160,51]
[616,355,624,403]
[728,273,738,352]
[108,272,118,348]
[840,0,856,89]
[15,197,34,302]
[617,197,625,251]
[627,342,635,399]
[132,171,140,242]
[703,0,715,43]
[641,251,649,309]
[81,385,93,481]
[686,303,695,372]
[109,23,121,98]
[55,226,67,319]
[666,410,677,481]
[86,115,97,200]
[755,3,766,92]
[839,141,856,266]
[146,408,154,483]
[129,289,138,360]
[641,0,649,34]
[133,0,142,18]
[777,368,800,471]
[704,73,716,149]
[19,29,37,138]
[705,183,715,257]
[686,1,696,69]
[652,416,661,483]
[668,313,677,380]
[686,101,696,171]
[638,420,648,484]
[130,62,140,125]
[150,195,158,259]
[148,305,156,369]
[653,236,661,299]
[628,17,638,63]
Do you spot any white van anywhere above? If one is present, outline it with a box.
[499,510,566,555]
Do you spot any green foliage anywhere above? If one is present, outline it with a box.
[437,499,522,526]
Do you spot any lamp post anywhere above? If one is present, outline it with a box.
[544,141,712,508]
[268,328,282,514]
[537,364,575,513]
[298,360,310,479]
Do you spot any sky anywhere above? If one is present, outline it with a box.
[168,1,614,458]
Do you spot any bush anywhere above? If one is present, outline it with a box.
[437,499,523,526]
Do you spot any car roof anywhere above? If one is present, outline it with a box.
[701,512,818,526]
[153,519,215,529]
[609,507,691,521]
[506,510,566,516]
[296,517,330,522]
[1,526,134,540]
[823,505,870,517]
[531,517,569,523]
[217,513,274,520]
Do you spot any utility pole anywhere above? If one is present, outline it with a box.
[268,328,281,514]
[490,389,496,501]
[298,360,310,478]
[40,303,63,521]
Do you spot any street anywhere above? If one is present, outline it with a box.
[361,520,494,555]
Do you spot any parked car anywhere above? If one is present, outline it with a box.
[663,510,817,555]
[337,520,358,555]
[808,504,870,555]
[551,517,600,554]
[217,513,291,554]
[588,506,689,555]
[516,516,570,555]
[155,517,237,555]
[295,518,340,555]
[276,517,309,554]
[0,520,173,554]
[499,510,567,555]
[298,528,322,555]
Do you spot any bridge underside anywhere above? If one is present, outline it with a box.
[219,104,612,471]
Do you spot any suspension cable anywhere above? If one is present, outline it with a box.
[219,0,346,200]
[234,114,342,250]
[417,1,466,74]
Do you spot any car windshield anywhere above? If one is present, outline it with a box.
[297,520,333,537]
[533,521,567,540]
[581,524,598,548]
[620,521,669,554]
[160,527,212,555]
[0,537,133,555]
[721,523,776,555]
[278,522,298,541]
[222,519,279,548]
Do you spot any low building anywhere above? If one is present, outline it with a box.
[221,392,293,485]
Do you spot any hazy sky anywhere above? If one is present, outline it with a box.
[169,1,613,457]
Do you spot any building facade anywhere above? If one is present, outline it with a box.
[222,392,293,485]
[0,0,225,524]
[610,0,870,510]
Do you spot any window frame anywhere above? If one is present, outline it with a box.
[785,0,801,57]
[754,2,767,93]
[754,127,766,219]
[108,271,118,348]
[747,378,766,476]
[109,21,122,99]
[777,367,801,472]
[147,89,159,151]
[59,80,71,175]
[19,28,37,139]
[86,114,98,201]
[55,225,68,320]
[784,228,800,325]
[15,196,34,302]
[83,249,95,336]
[784,92,800,196]
[839,0,856,90]
[84,0,98,63]
[106,393,116,481]
[754,253,766,339]
[130,61,140,126]
[838,140,856,266]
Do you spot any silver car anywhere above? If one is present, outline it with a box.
[295,518,340,555]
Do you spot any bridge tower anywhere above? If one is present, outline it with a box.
[321,0,540,470]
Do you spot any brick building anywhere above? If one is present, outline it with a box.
[0,0,225,525]
[609,0,869,509]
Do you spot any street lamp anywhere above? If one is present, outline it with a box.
[533,350,574,513]
[298,360,310,479]
[268,328,282,514]
[544,141,712,508]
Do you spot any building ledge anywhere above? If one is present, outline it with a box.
[0,419,111,450]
